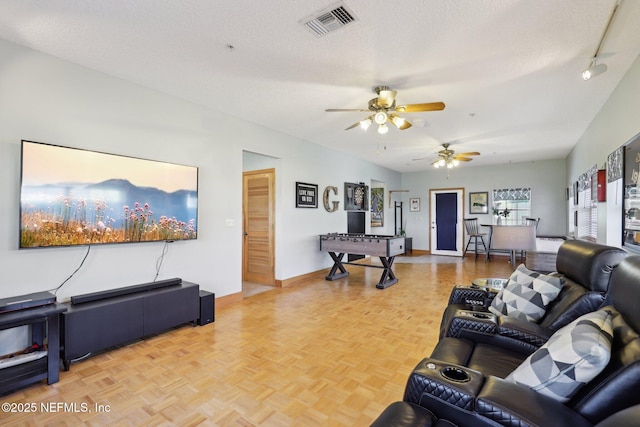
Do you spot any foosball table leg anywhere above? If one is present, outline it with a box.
[326,252,349,280]
[375,256,399,289]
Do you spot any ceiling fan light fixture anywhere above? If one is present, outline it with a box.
[452,159,460,166]
[437,158,446,167]
[374,111,388,125]
[391,115,406,127]
[359,117,372,130]
[377,123,389,134]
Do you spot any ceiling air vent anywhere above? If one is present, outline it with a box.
[302,2,358,37]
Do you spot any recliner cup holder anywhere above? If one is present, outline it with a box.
[441,366,471,382]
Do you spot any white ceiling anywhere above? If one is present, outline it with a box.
[1,0,639,172]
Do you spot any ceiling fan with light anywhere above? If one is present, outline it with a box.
[413,143,480,168]
[325,86,445,134]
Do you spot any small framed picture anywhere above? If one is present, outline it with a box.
[295,182,318,208]
[469,192,488,214]
[409,198,420,212]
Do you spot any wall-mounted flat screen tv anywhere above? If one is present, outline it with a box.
[20,140,198,248]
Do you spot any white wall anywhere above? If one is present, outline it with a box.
[401,159,567,251]
[0,39,401,303]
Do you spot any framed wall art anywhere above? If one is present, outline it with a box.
[469,192,488,214]
[410,197,420,212]
[295,182,318,208]
[370,187,384,226]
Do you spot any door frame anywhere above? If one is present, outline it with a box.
[242,168,276,286]
[429,188,464,256]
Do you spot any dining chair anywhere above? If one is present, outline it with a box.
[521,218,540,260]
[463,218,488,261]
[524,217,540,229]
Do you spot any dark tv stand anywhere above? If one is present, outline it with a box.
[0,303,67,395]
[61,278,199,370]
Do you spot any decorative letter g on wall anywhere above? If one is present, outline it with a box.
[323,186,340,212]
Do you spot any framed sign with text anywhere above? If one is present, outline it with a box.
[296,182,318,208]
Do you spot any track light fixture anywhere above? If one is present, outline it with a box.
[581,0,620,81]
[582,61,608,81]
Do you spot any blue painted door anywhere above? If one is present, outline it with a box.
[430,189,463,256]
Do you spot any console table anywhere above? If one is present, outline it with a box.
[61,278,199,370]
[0,303,66,395]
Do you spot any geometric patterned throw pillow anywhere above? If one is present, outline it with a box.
[488,264,564,322]
[504,310,613,402]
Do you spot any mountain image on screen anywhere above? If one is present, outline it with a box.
[20,178,198,248]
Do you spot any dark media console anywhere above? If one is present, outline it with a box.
[61,278,200,370]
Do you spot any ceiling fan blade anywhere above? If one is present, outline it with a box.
[411,156,430,161]
[455,152,481,156]
[377,90,397,109]
[453,157,473,162]
[395,102,445,113]
[345,121,361,130]
[326,108,371,112]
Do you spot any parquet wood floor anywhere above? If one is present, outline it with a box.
[2,256,513,426]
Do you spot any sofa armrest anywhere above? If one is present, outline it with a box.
[447,285,492,307]
[446,309,498,338]
[404,358,484,412]
[403,365,593,427]
[476,376,593,427]
[497,316,554,347]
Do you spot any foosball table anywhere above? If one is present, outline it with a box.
[319,233,406,289]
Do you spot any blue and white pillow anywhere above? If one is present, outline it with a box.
[505,309,613,402]
[488,264,563,322]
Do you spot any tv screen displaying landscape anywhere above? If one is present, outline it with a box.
[20,140,198,248]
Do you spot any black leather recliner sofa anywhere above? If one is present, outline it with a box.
[371,402,640,427]
[436,239,627,374]
[370,255,640,427]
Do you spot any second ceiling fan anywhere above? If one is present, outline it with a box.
[326,86,445,134]
[413,143,480,168]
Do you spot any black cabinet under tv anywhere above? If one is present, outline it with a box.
[60,278,200,370]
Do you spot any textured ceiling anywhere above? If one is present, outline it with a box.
[1,0,639,172]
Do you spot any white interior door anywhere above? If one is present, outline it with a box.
[429,189,464,256]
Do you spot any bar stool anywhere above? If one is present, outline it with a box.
[463,218,488,261]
